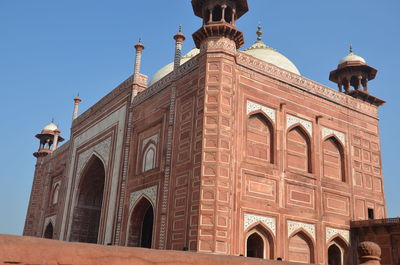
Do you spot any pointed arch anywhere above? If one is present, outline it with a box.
[43,222,54,239]
[245,223,275,259]
[247,112,275,164]
[142,142,157,172]
[288,230,315,263]
[287,125,312,173]
[323,136,346,182]
[328,236,349,265]
[70,154,105,243]
[127,197,154,248]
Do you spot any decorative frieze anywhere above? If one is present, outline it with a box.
[322,127,346,146]
[326,227,350,244]
[244,214,276,236]
[287,115,313,136]
[287,220,316,240]
[247,100,276,124]
[129,185,157,214]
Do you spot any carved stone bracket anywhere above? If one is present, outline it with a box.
[244,214,276,236]
[326,227,350,244]
[129,185,158,214]
[287,114,313,136]
[247,100,276,124]
[322,128,346,146]
[287,220,316,240]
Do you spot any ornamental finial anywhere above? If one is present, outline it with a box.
[257,23,263,42]
[179,25,182,33]
[349,44,353,54]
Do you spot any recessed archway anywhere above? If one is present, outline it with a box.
[43,222,54,239]
[127,197,154,248]
[247,232,265,258]
[245,224,274,259]
[70,155,105,243]
[288,231,314,263]
[328,244,342,265]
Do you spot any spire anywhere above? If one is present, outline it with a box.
[349,44,353,54]
[134,38,145,75]
[72,94,82,121]
[256,24,263,42]
[173,25,186,71]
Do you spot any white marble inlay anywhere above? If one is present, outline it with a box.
[142,135,158,150]
[247,100,276,124]
[322,128,346,146]
[76,138,111,177]
[244,214,276,236]
[44,215,56,229]
[287,220,315,240]
[287,114,313,136]
[326,227,350,244]
[129,185,157,213]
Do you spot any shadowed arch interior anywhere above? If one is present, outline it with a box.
[328,243,342,265]
[323,137,345,182]
[246,224,274,259]
[127,197,154,248]
[247,113,274,164]
[70,155,105,243]
[43,222,53,239]
[287,126,312,173]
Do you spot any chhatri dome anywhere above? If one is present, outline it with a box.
[338,45,366,65]
[243,25,300,75]
[41,122,58,133]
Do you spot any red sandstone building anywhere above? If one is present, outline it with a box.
[23,1,388,264]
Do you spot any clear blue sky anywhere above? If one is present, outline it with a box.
[0,0,399,235]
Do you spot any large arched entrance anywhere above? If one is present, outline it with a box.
[43,223,53,239]
[127,197,154,248]
[70,155,105,243]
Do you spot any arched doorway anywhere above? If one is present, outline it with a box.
[127,197,154,248]
[70,155,105,243]
[43,223,53,239]
[328,244,342,265]
[288,231,314,263]
[247,232,264,258]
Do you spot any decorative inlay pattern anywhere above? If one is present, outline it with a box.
[236,52,378,117]
[322,128,346,146]
[247,100,276,124]
[244,214,276,236]
[326,227,350,244]
[287,115,313,136]
[142,135,158,150]
[200,38,237,53]
[44,215,56,229]
[287,220,316,240]
[76,138,111,177]
[129,185,157,213]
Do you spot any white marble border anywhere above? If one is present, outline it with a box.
[129,185,158,214]
[247,100,276,124]
[287,220,315,240]
[326,227,349,244]
[322,128,346,146]
[244,214,276,236]
[287,115,313,136]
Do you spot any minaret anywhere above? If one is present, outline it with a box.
[329,45,385,106]
[173,26,186,71]
[192,0,248,49]
[132,39,148,96]
[72,95,81,121]
[33,122,64,158]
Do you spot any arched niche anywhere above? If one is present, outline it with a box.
[288,230,315,264]
[142,142,157,172]
[287,125,312,173]
[70,154,105,243]
[245,224,274,259]
[127,197,154,248]
[43,222,54,239]
[247,113,274,164]
[328,237,348,265]
[51,184,60,205]
[322,136,345,182]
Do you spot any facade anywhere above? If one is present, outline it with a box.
[23,1,388,264]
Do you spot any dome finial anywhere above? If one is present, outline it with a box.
[51,117,54,123]
[349,44,353,54]
[256,23,263,42]
[179,24,182,33]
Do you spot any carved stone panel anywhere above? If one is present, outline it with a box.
[326,227,349,244]
[322,127,346,146]
[129,185,158,214]
[247,100,276,124]
[287,115,313,136]
[287,220,316,241]
[244,213,276,236]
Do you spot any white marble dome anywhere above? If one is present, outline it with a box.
[339,53,366,64]
[42,123,58,132]
[243,26,300,75]
[149,48,200,86]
